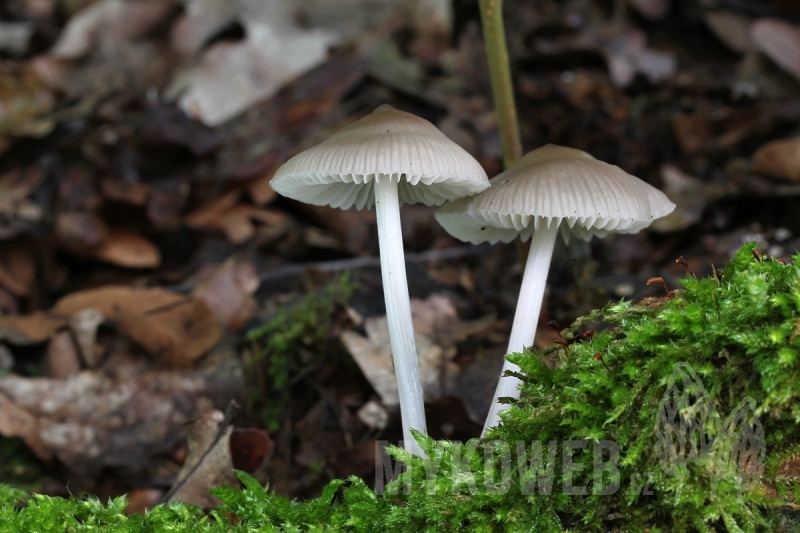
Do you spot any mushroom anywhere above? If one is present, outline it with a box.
[271,105,489,455]
[435,144,675,435]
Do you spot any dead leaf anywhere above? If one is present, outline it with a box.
[704,11,752,53]
[650,165,715,232]
[69,308,104,367]
[672,106,764,155]
[185,189,241,228]
[194,258,259,331]
[167,410,237,508]
[0,244,35,297]
[0,349,244,477]
[751,18,800,82]
[89,229,162,269]
[0,312,66,345]
[51,0,177,59]
[53,286,221,367]
[124,488,164,515]
[167,3,338,126]
[44,330,82,378]
[340,294,493,405]
[246,166,279,206]
[230,428,272,472]
[217,205,288,244]
[752,137,800,182]
[0,390,50,460]
[187,191,288,244]
[625,0,669,20]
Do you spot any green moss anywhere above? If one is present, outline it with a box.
[245,273,354,431]
[2,244,800,531]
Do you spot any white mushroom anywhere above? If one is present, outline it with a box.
[435,144,675,435]
[271,105,489,456]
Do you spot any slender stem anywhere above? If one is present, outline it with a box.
[478,0,522,170]
[374,176,427,457]
[482,222,559,436]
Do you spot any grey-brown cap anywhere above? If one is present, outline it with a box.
[435,144,675,243]
[270,105,489,209]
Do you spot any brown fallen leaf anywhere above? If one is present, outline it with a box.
[752,137,800,183]
[167,7,338,126]
[44,330,82,378]
[0,390,50,460]
[625,0,669,20]
[194,258,259,331]
[51,0,177,59]
[53,286,220,367]
[186,191,288,244]
[751,18,800,82]
[246,165,279,206]
[704,11,752,53]
[185,189,241,229]
[230,428,273,473]
[124,488,164,515]
[217,205,288,244]
[340,294,494,405]
[69,308,104,367]
[0,346,244,477]
[0,312,66,345]
[166,410,237,508]
[90,229,162,269]
[0,244,35,296]
[650,165,719,232]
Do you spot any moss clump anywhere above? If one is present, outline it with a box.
[1,243,799,532]
[353,245,800,532]
[245,274,354,431]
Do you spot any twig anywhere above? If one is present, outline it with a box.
[258,244,491,283]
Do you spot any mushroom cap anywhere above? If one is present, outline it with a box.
[435,144,675,244]
[270,105,489,209]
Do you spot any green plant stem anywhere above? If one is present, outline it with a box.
[478,0,522,170]
[479,0,527,272]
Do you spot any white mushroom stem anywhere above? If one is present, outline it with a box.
[374,175,427,457]
[482,221,559,436]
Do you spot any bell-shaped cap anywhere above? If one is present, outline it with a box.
[435,144,675,244]
[270,105,489,209]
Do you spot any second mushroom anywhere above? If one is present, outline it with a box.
[435,144,675,436]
